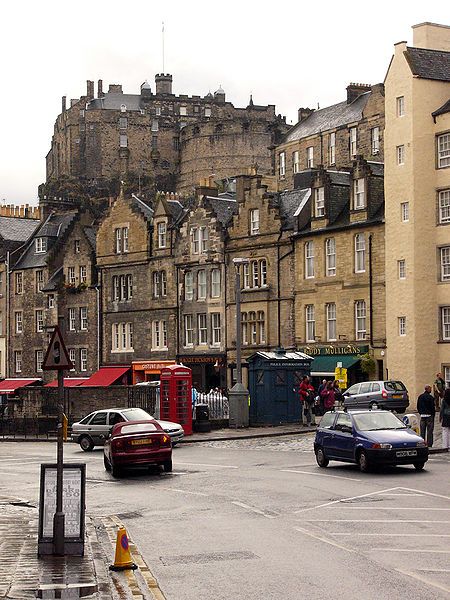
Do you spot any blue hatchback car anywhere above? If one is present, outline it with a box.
[314,410,429,472]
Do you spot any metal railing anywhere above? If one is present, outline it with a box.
[195,389,229,420]
[0,416,59,439]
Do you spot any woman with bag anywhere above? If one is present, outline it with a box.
[439,387,450,449]
[321,381,336,411]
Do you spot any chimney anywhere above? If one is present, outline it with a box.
[297,107,313,123]
[155,74,173,95]
[62,96,66,113]
[97,79,104,98]
[196,177,218,199]
[86,80,94,99]
[346,83,371,104]
[108,84,123,94]
[412,22,450,52]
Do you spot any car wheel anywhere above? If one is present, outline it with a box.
[369,402,379,411]
[103,455,111,472]
[413,462,425,471]
[358,450,370,473]
[111,464,122,478]
[79,436,94,452]
[163,459,173,472]
[316,447,329,468]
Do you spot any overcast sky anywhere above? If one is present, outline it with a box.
[1,0,448,205]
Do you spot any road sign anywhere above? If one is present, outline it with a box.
[42,325,73,371]
[335,366,348,389]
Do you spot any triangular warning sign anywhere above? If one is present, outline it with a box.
[42,325,73,371]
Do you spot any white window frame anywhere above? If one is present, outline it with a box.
[204,107,211,118]
[440,247,450,281]
[260,260,267,287]
[191,227,199,254]
[258,311,266,344]
[211,268,221,297]
[396,96,405,117]
[398,259,406,279]
[14,350,22,373]
[242,313,248,345]
[197,270,207,300]
[326,303,337,342]
[48,294,55,309]
[371,126,380,154]
[80,307,88,331]
[80,348,88,371]
[250,209,260,235]
[401,202,409,222]
[36,309,44,333]
[355,300,367,340]
[306,146,314,168]
[305,305,315,343]
[249,312,257,345]
[152,271,160,298]
[36,350,43,373]
[160,271,167,297]
[69,348,76,371]
[152,320,168,350]
[185,271,194,300]
[68,267,76,285]
[198,314,207,345]
[115,228,122,254]
[315,187,325,217]
[243,263,250,289]
[79,265,87,284]
[279,152,286,177]
[438,134,450,169]
[15,272,23,294]
[441,307,450,341]
[68,307,76,331]
[251,260,259,288]
[157,222,167,248]
[35,237,47,253]
[350,127,357,157]
[439,190,450,224]
[397,145,405,165]
[355,234,366,273]
[353,178,365,210]
[398,316,406,337]
[200,227,209,253]
[325,238,336,277]
[179,106,187,116]
[211,313,221,346]
[305,241,314,279]
[329,132,336,165]
[15,311,23,334]
[122,227,129,253]
[36,270,44,293]
[119,134,128,148]
[293,150,299,174]
[184,314,194,347]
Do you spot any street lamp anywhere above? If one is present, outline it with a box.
[229,257,249,427]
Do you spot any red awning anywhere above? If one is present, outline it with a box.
[45,378,89,388]
[79,366,130,387]
[0,378,41,394]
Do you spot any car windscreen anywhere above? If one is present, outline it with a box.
[384,381,406,392]
[353,412,406,431]
[122,408,153,420]
[119,423,159,435]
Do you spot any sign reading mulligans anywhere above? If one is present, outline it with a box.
[298,345,369,356]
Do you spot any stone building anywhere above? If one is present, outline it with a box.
[384,22,450,401]
[275,83,385,191]
[290,160,386,387]
[45,75,288,196]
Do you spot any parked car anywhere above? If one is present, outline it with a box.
[71,407,184,451]
[314,410,428,472]
[104,420,172,477]
[343,380,409,412]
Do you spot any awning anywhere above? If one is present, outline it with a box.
[79,366,130,387]
[310,355,360,377]
[0,378,41,394]
[45,378,89,388]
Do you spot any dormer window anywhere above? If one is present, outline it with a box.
[250,209,260,235]
[353,178,365,210]
[157,222,167,248]
[120,104,127,113]
[35,238,47,253]
[314,188,325,217]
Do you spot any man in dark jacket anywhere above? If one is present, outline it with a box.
[417,385,436,447]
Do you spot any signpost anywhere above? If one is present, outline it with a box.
[335,364,348,390]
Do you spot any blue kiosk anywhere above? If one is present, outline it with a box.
[247,348,312,426]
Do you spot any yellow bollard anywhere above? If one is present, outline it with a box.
[109,527,138,571]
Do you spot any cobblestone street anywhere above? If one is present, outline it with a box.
[201,432,316,451]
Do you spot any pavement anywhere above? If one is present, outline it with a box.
[1,415,447,599]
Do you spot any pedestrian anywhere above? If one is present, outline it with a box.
[433,372,445,410]
[417,384,436,447]
[299,375,315,427]
[333,380,343,408]
[439,387,450,450]
[321,380,336,412]
[316,379,327,416]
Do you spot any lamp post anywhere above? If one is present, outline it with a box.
[229,257,249,427]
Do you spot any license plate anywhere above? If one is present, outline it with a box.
[131,438,151,446]
[396,449,417,457]
[392,394,403,399]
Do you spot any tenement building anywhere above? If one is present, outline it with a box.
[384,22,450,401]
[45,74,288,196]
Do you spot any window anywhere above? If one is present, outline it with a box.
[305,241,314,278]
[355,300,367,340]
[35,309,44,333]
[251,260,259,288]
[326,303,337,341]
[160,271,167,297]
[350,127,357,157]
[401,202,409,222]
[152,272,160,298]
[249,311,257,344]
[15,311,23,333]
[36,270,44,293]
[155,107,161,116]
[36,350,43,373]
[119,134,128,147]
[211,313,221,346]
[114,227,129,253]
[179,106,187,116]
[243,262,250,289]
[306,146,314,168]
[355,233,366,273]
[74,240,80,254]
[151,119,159,132]
[353,178,365,209]
[112,323,133,351]
[260,260,267,287]
[325,238,336,276]
[79,266,87,284]
[197,270,207,300]
[198,314,207,345]
[80,307,88,331]
[122,227,128,253]
[398,259,406,279]
[438,134,450,168]
[115,228,121,253]
[211,268,221,297]
[397,145,405,165]
[398,316,406,336]
[191,228,199,254]
[0,312,2,336]
[119,117,127,129]
[173,137,180,150]
[80,349,88,371]
[305,305,315,342]
[157,222,166,248]
[441,307,450,340]
[185,272,194,300]
[243,259,267,289]
[242,313,248,345]
[68,267,76,285]
[257,311,266,344]
[200,227,209,253]
[184,314,194,346]
[48,294,55,309]
[439,190,450,223]
[69,307,76,331]
[35,238,47,253]
[440,247,450,281]
[69,348,76,371]
[371,127,380,154]
[250,209,260,235]
[14,350,22,373]
[120,104,127,113]
[152,320,168,349]
[293,151,299,174]
[396,96,405,117]
[329,132,336,165]
[15,272,23,294]
[314,187,325,217]
[204,107,211,118]
[279,152,286,177]
[152,135,158,149]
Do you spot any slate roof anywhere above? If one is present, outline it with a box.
[83,226,96,251]
[41,266,63,292]
[87,93,142,111]
[283,93,370,143]
[406,47,450,82]
[278,189,311,230]
[167,200,184,223]
[367,162,384,177]
[0,216,39,242]
[432,99,450,119]
[132,194,153,221]
[204,195,237,227]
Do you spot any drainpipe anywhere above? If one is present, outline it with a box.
[175,266,180,362]
[5,252,10,378]
[94,283,101,370]
[369,234,374,347]
[276,233,295,348]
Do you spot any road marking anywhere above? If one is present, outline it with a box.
[395,568,450,594]
[232,501,278,519]
[294,487,399,514]
[330,533,450,537]
[340,507,450,511]
[294,526,355,553]
[302,519,450,523]
[399,487,450,501]
[281,469,361,482]
[157,486,209,497]
[381,493,425,497]
[371,548,450,554]
[417,568,450,573]
[175,462,239,469]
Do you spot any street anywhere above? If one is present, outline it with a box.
[1,436,449,600]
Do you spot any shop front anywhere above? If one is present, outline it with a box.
[132,360,176,384]
[298,344,369,390]
[177,355,226,392]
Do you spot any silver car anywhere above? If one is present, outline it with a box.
[71,407,184,451]
[343,380,409,412]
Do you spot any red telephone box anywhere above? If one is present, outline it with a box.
[160,364,193,435]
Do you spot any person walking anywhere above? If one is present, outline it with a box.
[433,373,445,410]
[316,379,327,416]
[299,375,315,427]
[439,387,450,450]
[417,385,436,447]
[321,381,336,412]
[333,380,343,408]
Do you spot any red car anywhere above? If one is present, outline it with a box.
[104,420,172,477]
